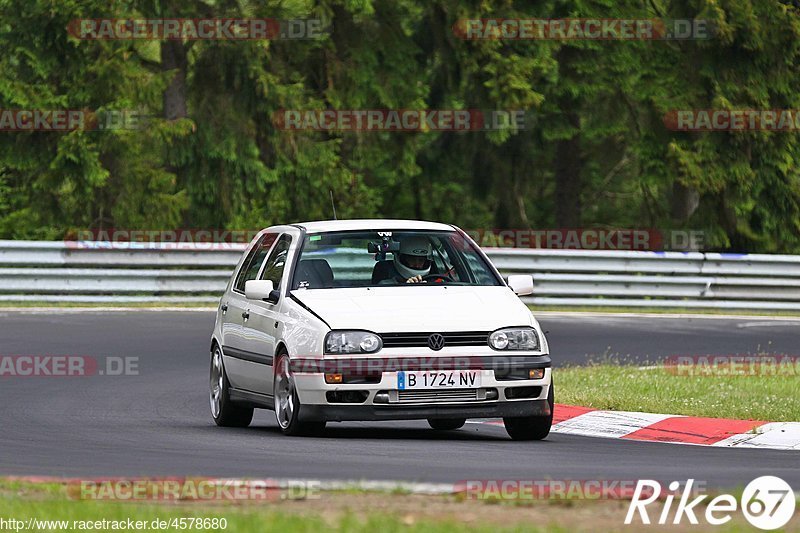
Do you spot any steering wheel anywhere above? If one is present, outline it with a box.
[421,273,454,283]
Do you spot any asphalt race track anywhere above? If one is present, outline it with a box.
[0,310,797,488]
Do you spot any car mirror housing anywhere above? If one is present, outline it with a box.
[245,279,276,301]
[507,274,534,296]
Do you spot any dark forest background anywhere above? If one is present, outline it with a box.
[1,0,800,252]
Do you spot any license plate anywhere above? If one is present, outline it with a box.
[397,370,481,390]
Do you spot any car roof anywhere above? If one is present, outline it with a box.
[292,219,456,233]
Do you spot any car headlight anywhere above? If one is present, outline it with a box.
[489,327,539,351]
[324,331,383,354]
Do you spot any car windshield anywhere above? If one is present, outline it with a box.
[291,230,502,289]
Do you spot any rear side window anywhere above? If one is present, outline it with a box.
[260,234,292,290]
[234,233,277,292]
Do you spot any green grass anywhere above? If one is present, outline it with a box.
[557,363,800,421]
[0,501,487,533]
[0,481,567,533]
[1,481,795,533]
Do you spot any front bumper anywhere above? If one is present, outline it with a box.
[291,354,552,422]
[300,398,551,422]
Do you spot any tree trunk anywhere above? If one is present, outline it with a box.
[554,110,582,227]
[161,41,188,120]
[553,44,582,228]
[670,181,700,222]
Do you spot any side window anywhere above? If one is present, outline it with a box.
[444,234,499,285]
[233,233,277,292]
[260,234,292,290]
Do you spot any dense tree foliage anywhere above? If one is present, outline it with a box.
[1,0,799,252]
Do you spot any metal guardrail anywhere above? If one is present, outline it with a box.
[489,249,800,309]
[1,241,799,310]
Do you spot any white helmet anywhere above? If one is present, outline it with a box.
[393,236,432,279]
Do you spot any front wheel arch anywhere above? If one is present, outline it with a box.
[275,341,289,359]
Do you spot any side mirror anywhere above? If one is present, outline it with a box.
[245,279,279,303]
[507,274,534,296]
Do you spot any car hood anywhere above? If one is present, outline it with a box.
[290,285,534,332]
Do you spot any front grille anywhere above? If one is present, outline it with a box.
[396,389,479,403]
[379,331,489,348]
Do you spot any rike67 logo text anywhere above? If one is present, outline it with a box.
[626,477,795,530]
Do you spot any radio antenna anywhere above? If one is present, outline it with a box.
[329,190,338,220]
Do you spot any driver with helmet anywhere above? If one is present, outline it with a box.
[382,235,433,284]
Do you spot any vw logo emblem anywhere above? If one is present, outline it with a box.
[428,333,445,351]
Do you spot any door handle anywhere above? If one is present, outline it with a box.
[221,303,228,314]
[242,310,250,320]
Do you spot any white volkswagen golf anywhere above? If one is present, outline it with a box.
[209,219,553,440]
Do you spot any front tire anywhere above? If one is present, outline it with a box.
[503,381,554,441]
[210,345,253,427]
[427,418,466,430]
[274,352,326,436]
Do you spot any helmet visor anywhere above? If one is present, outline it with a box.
[399,253,430,271]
